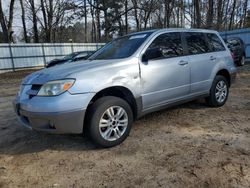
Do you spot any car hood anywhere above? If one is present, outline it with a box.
[22,59,121,85]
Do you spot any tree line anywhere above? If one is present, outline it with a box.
[0,0,250,43]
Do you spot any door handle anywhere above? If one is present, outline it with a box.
[210,56,216,61]
[178,60,188,66]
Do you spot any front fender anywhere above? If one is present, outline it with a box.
[68,59,141,98]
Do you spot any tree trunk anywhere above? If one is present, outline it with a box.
[30,0,39,42]
[103,8,109,41]
[47,0,54,42]
[41,0,48,41]
[0,0,9,42]
[19,0,28,42]
[125,0,128,34]
[206,0,213,28]
[7,0,15,42]
[229,0,237,30]
[84,0,87,42]
[89,1,96,42]
[132,0,140,31]
[95,4,101,42]
[194,0,201,28]
[216,0,223,30]
[242,0,248,27]
[180,0,184,27]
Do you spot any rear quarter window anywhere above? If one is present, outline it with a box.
[206,33,226,52]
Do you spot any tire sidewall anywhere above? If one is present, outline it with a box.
[88,96,133,147]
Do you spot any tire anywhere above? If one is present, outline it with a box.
[237,55,245,66]
[87,96,133,148]
[205,75,229,107]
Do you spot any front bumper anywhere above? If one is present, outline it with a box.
[14,104,85,134]
[13,90,95,134]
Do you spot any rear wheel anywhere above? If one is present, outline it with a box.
[206,75,229,107]
[87,96,133,147]
[238,55,245,66]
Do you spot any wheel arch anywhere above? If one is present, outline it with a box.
[216,69,231,87]
[85,86,140,122]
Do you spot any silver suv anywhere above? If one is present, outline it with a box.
[13,29,237,147]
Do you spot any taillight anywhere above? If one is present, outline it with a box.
[231,52,235,60]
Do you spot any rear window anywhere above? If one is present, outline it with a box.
[185,32,210,55]
[206,33,226,52]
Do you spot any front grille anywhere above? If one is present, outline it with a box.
[26,84,42,99]
[31,84,42,91]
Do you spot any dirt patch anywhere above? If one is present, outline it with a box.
[0,65,250,187]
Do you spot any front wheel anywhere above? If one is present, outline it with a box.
[206,75,229,107]
[87,96,133,147]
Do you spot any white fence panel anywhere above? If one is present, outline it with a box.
[0,43,104,71]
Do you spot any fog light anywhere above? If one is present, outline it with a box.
[49,122,55,129]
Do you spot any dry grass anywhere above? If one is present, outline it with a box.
[0,64,249,188]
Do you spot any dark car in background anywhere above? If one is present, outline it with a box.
[46,51,95,68]
[224,37,246,66]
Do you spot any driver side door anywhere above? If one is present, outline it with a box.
[140,32,191,109]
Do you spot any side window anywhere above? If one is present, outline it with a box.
[145,32,183,60]
[206,33,226,52]
[185,32,210,55]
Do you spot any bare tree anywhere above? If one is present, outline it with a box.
[241,0,248,28]
[84,0,87,42]
[20,0,28,42]
[0,0,9,42]
[0,0,15,43]
[2,0,250,43]
[27,0,39,42]
[216,0,223,30]
[206,0,213,28]
[229,0,237,30]
[194,0,201,28]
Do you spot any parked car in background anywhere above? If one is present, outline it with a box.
[14,29,236,147]
[224,37,246,66]
[46,51,95,68]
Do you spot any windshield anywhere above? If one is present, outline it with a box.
[89,33,152,60]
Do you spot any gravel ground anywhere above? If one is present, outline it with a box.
[0,64,249,188]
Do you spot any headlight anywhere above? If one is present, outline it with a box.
[37,79,75,96]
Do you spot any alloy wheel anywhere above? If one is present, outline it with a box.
[215,80,228,103]
[99,106,128,141]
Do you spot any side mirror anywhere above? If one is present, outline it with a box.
[142,53,149,62]
[142,48,162,62]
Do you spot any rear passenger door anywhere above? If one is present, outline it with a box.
[184,32,225,94]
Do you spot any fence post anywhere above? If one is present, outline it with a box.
[69,39,74,53]
[8,43,15,72]
[41,43,46,67]
[71,42,74,53]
